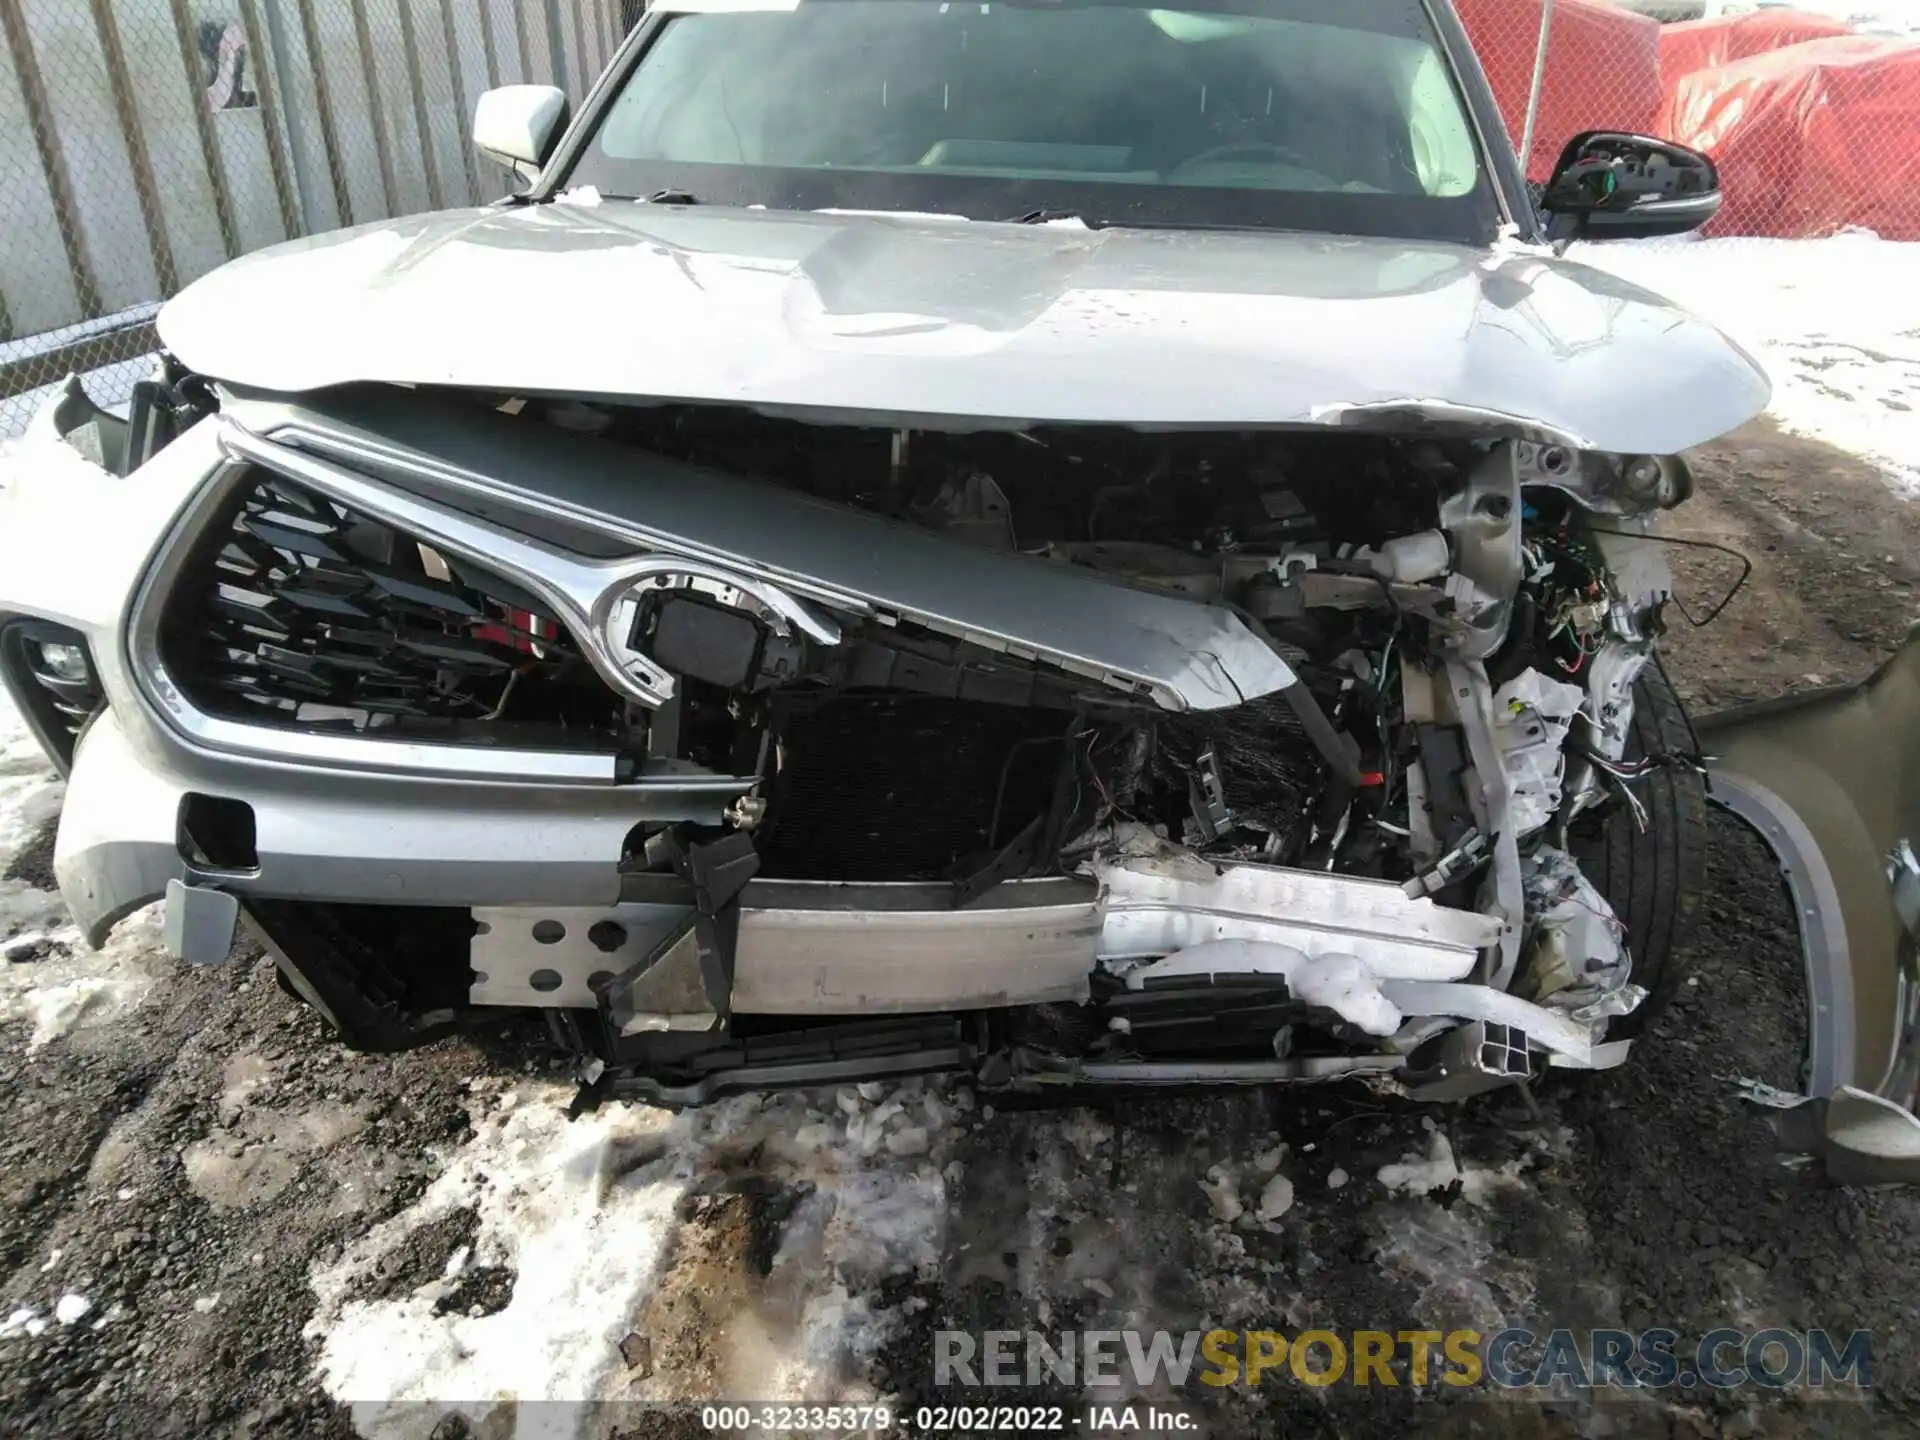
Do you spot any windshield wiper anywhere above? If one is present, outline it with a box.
[1007,208,1099,227]
[646,188,702,205]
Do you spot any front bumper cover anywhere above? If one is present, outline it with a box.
[0,385,1636,1099]
[52,706,715,943]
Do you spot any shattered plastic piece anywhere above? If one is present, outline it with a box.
[1127,941,1401,1036]
[1520,846,1634,1024]
[1490,670,1585,836]
[1086,821,1219,880]
[1567,982,1648,1027]
[1736,1077,1805,1109]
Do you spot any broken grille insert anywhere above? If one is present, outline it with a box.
[161,469,623,744]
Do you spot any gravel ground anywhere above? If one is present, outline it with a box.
[2,421,1919,1439]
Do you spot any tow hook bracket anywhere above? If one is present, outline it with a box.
[594,831,759,1037]
[163,878,239,966]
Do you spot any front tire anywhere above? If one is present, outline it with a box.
[1568,655,1708,1035]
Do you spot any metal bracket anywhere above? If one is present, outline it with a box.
[1890,839,1920,936]
[163,878,239,966]
[1408,1020,1533,1102]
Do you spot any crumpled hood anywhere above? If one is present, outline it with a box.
[159,201,1770,453]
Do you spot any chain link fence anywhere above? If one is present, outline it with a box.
[3,0,1916,438]
[1458,0,1920,237]
[0,0,629,435]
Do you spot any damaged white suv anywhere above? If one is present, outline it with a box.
[3,0,1806,1114]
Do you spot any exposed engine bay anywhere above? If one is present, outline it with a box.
[83,380,1691,1109]
[564,402,1672,882]
[0,362,1711,1112]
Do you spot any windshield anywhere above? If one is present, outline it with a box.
[559,0,1497,242]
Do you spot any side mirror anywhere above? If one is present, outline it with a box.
[1539,132,1721,247]
[473,85,570,184]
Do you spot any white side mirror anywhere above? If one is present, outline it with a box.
[473,85,570,182]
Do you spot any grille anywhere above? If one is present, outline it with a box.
[755,695,1069,882]
[166,470,609,734]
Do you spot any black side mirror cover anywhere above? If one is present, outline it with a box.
[1540,131,1723,243]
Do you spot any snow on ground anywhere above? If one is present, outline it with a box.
[1576,231,1920,498]
[0,689,161,1047]
[1369,1123,1547,1333]
[0,688,60,860]
[1374,1124,1529,1209]
[309,1077,962,1439]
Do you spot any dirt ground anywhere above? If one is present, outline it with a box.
[2,419,1919,1439]
[1657,419,1920,711]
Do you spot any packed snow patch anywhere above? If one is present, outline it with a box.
[1198,1166,1244,1224]
[1576,232,1920,497]
[308,1078,961,1439]
[0,687,62,858]
[0,1306,47,1339]
[1255,1173,1295,1222]
[1376,1131,1528,1209]
[1371,1128,1541,1328]
[0,690,163,1048]
[0,902,165,1049]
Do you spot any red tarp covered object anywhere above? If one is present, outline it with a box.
[1658,10,1854,79]
[1457,0,1663,181]
[1656,35,1920,240]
